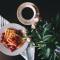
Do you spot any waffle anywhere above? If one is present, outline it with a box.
[1,28,26,52]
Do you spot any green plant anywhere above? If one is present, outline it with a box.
[27,14,60,60]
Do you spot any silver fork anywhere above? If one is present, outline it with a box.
[1,16,4,27]
[0,15,5,28]
[0,15,10,28]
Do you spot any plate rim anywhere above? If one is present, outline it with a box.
[0,23,29,56]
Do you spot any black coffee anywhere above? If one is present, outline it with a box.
[22,7,34,20]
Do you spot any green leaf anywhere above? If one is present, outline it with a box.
[43,23,51,36]
[35,30,41,39]
[46,48,50,58]
[43,35,53,42]
[54,52,57,60]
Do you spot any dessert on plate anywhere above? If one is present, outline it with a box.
[0,28,27,52]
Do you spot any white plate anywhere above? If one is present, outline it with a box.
[0,23,30,56]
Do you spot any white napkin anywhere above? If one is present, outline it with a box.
[0,15,35,60]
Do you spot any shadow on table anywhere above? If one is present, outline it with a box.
[0,52,25,60]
